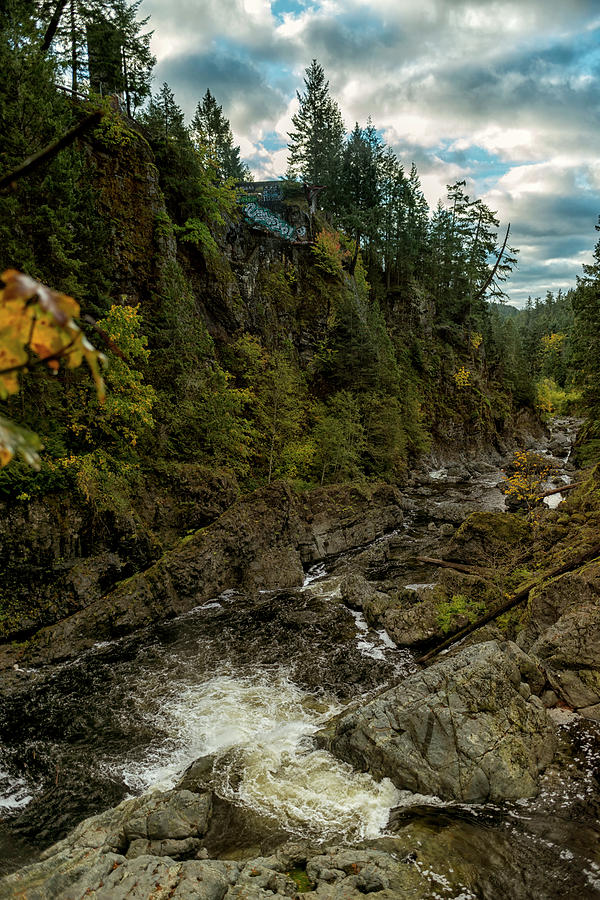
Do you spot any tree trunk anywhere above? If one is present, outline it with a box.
[122,47,131,117]
[41,0,68,51]
[415,556,494,577]
[70,0,78,95]
[348,231,361,276]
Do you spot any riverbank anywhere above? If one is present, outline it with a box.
[1,417,599,898]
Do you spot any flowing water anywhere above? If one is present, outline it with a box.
[0,420,599,897]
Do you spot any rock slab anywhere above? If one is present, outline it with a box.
[325,641,555,802]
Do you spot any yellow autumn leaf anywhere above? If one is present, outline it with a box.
[1,269,79,326]
[0,336,28,397]
[29,314,70,360]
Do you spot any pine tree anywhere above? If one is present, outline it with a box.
[190,90,248,181]
[287,60,345,207]
[378,148,406,289]
[42,0,154,110]
[429,181,517,325]
[340,120,382,272]
[109,0,155,115]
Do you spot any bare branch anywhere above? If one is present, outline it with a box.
[0,111,104,192]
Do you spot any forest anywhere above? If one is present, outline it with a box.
[0,0,599,506]
[4,4,600,898]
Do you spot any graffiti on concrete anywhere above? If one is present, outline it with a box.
[262,183,283,201]
[243,202,307,242]
[238,181,283,202]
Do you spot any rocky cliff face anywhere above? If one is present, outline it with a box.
[0,119,534,675]
[0,466,239,644]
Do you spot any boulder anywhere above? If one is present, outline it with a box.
[122,789,212,845]
[530,600,600,718]
[339,574,390,611]
[520,563,600,649]
[324,641,555,802]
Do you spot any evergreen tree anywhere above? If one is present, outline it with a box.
[428,181,517,325]
[191,89,248,181]
[313,391,364,484]
[0,1,110,300]
[143,82,187,143]
[572,218,600,447]
[48,0,108,94]
[43,0,154,110]
[340,120,382,273]
[287,60,345,207]
[378,148,406,288]
[109,0,155,115]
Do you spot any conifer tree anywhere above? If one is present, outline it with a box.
[341,120,382,272]
[287,60,345,207]
[143,82,187,143]
[109,0,154,115]
[42,0,154,110]
[573,218,600,444]
[191,89,248,181]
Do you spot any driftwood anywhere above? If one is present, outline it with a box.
[0,111,103,192]
[415,556,493,577]
[416,542,600,664]
[538,482,581,499]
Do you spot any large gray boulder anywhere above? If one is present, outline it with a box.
[325,641,555,802]
[520,563,600,648]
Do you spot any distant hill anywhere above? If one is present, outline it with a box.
[488,301,519,318]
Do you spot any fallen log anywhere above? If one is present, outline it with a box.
[416,542,600,664]
[0,111,103,192]
[538,482,581,499]
[415,556,494,577]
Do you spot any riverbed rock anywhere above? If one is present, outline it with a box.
[362,570,497,650]
[1,481,405,672]
[445,510,531,566]
[122,789,212,845]
[520,563,600,648]
[339,574,390,611]
[0,467,240,646]
[530,600,600,718]
[324,641,556,802]
[298,483,404,561]
[422,499,476,525]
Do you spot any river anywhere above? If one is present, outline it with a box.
[1,420,599,898]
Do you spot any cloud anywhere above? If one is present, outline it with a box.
[141,0,600,305]
[157,49,289,137]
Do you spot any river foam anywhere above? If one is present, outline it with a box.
[113,670,401,842]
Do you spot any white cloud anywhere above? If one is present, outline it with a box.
[142,0,600,302]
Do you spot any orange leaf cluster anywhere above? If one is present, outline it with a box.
[0,270,107,467]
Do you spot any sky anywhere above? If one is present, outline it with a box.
[141,0,600,307]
